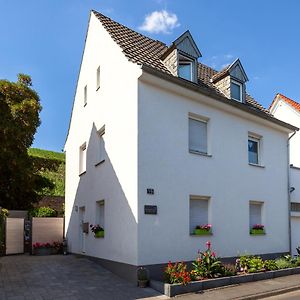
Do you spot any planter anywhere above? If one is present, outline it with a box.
[250,229,265,235]
[193,229,212,236]
[34,247,52,256]
[138,280,148,288]
[94,231,104,238]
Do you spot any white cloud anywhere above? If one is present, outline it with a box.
[139,10,180,34]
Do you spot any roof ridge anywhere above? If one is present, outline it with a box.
[91,10,166,47]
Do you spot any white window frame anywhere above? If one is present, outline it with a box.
[95,126,105,166]
[79,143,87,175]
[188,114,209,155]
[178,54,193,81]
[96,66,100,90]
[96,200,105,229]
[248,135,261,166]
[84,85,87,106]
[249,201,264,230]
[231,80,243,102]
[189,195,210,235]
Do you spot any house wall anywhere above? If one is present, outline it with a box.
[291,167,300,204]
[64,13,141,266]
[272,100,300,167]
[137,76,290,266]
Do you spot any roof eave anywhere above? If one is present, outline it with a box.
[140,64,299,132]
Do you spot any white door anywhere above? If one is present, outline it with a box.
[79,207,86,253]
[291,216,300,256]
[6,218,24,254]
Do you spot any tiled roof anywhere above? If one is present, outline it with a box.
[271,93,300,113]
[93,10,271,116]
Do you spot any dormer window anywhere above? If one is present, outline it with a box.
[178,57,193,81]
[231,80,242,102]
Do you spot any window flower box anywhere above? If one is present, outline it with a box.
[90,224,104,238]
[250,224,265,235]
[193,224,212,236]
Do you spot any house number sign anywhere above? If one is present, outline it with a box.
[144,205,157,215]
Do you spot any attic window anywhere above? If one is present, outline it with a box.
[231,80,242,102]
[178,56,193,81]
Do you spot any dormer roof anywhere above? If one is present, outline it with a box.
[211,59,249,83]
[91,10,298,131]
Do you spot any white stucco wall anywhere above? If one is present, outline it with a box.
[272,100,300,167]
[137,74,290,265]
[291,167,300,204]
[65,12,141,265]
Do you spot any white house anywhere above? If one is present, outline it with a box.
[64,10,298,281]
[270,94,300,256]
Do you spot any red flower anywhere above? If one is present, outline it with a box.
[206,241,211,249]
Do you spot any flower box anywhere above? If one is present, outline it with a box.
[34,247,52,256]
[250,229,265,235]
[94,230,104,238]
[193,229,212,236]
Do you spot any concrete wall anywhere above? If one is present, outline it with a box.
[64,12,141,265]
[137,74,290,265]
[272,100,300,167]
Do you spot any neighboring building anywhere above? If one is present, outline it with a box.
[270,94,300,255]
[64,10,298,281]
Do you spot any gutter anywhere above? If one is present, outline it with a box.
[140,64,299,132]
[288,130,297,254]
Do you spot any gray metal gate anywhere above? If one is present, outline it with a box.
[5,218,24,254]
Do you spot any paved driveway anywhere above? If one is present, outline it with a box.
[0,255,166,300]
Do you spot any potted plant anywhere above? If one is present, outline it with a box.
[137,267,149,288]
[194,224,212,235]
[250,224,265,235]
[33,242,53,255]
[90,224,104,238]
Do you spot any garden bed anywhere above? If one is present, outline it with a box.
[151,267,300,297]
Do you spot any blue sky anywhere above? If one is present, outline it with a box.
[1,0,300,152]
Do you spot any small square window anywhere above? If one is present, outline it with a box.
[79,143,87,174]
[189,196,210,235]
[96,66,100,90]
[231,80,242,102]
[189,117,208,154]
[84,85,87,106]
[248,136,260,165]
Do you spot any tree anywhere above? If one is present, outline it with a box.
[0,74,53,209]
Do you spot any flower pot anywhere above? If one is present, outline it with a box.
[194,229,211,236]
[250,229,265,235]
[138,280,148,288]
[94,231,104,238]
[34,247,52,256]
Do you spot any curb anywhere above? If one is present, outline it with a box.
[236,285,300,300]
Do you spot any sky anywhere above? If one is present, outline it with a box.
[1,0,300,152]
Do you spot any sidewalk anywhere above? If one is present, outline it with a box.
[152,274,300,299]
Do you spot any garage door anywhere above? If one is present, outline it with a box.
[291,216,300,256]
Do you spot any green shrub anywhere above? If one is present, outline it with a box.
[264,260,278,271]
[248,257,264,273]
[275,258,293,269]
[164,261,191,285]
[222,264,237,276]
[30,206,57,217]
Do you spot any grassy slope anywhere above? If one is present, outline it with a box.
[29,148,65,197]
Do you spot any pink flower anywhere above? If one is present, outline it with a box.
[211,252,216,257]
[206,241,211,250]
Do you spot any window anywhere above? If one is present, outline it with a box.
[178,61,192,81]
[96,126,105,165]
[231,80,242,102]
[96,200,105,229]
[248,136,260,165]
[249,201,263,228]
[96,66,100,90]
[189,117,208,154]
[79,143,87,174]
[84,85,87,106]
[189,196,209,234]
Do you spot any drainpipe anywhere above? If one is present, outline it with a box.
[288,130,297,255]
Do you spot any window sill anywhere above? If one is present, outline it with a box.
[190,233,213,237]
[248,163,265,168]
[79,171,86,177]
[95,159,105,167]
[189,150,212,157]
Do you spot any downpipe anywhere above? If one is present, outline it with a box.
[288,130,297,255]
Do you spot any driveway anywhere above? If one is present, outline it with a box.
[0,254,166,300]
